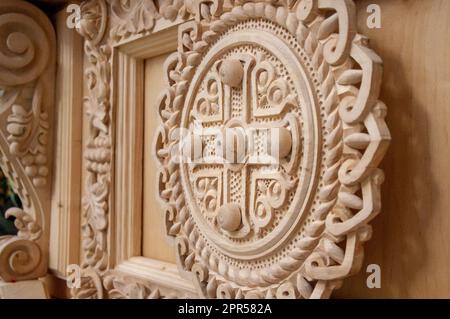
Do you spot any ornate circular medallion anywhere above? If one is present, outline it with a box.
[180,19,320,261]
[155,1,390,299]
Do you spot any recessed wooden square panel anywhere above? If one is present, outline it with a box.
[142,52,176,264]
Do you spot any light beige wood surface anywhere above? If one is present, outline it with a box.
[49,7,83,279]
[143,52,176,264]
[0,280,48,299]
[335,0,450,298]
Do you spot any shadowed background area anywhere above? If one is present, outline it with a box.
[0,168,20,236]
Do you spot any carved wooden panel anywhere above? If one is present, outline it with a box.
[72,0,390,299]
[154,0,390,299]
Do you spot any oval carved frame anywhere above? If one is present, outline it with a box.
[73,0,390,299]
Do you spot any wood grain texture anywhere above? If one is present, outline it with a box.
[113,51,144,265]
[335,0,450,298]
[49,7,83,278]
[143,53,176,264]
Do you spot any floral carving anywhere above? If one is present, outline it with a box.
[109,0,158,42]
[78,0,112,273]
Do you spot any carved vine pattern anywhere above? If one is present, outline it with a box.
[0,0,55,282]
[74,0,390,299]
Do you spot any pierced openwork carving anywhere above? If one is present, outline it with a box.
[155,0,390,299]
[74,0,390,299]
[0,0,55,282]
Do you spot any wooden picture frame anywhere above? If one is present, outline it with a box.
[71,1,199,298]
[109,23,197,298]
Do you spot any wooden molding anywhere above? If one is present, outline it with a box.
[114,257,197,298]
[72,0,390,299]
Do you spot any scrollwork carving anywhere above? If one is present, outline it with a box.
[0,0,55,282]
[109,0,157,42]
[0,15,50,85]
[0,235,42,282]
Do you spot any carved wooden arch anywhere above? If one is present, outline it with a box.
[0,0,55,282]
[73,0,390,299]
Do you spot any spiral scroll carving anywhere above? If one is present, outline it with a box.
[0,13,50,86]
[0,236,41,282]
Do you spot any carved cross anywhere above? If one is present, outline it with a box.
[187,54,298,237]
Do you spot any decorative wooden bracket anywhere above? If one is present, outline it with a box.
[0,0,55,282]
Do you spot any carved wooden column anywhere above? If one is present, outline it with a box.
[72,0,390,299]
[0,0,56,291]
